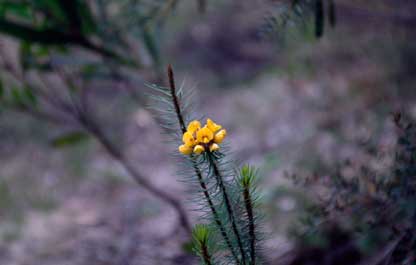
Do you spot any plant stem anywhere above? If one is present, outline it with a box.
[167,65,240,263]
[194,162,241,264]
[167,64,186,133]
[201,242,213,265]
[208,153,247,265]
[243,187,256,265]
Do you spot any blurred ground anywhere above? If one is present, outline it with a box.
[0,1,415,265]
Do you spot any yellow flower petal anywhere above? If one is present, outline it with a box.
[179,144,193,155]
[193,145,205,155]
[197,126,214,144]
[214,129,227,144]
[182,131,195,147]
[206,118,222,133]
[187,120,201,134]
[209,143,220,152]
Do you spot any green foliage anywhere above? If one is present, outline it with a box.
[239,165,257,188]
[0,1,96,34]
[237,165,262,265]
[193,224,216,265]
[0,0,187,80]
[193,224,211,244]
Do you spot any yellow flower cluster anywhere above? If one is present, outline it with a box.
[179,118,227,155]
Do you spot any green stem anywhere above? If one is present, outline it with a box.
[194,161,241,264]
[208,153,246,265]
[243,187,256,265]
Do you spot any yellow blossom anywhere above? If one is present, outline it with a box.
[182,131,196,147]
[209,143,220,152]
[194,145,205,154]
[187,120,201,134]
[197,126,214,144]
[178,118,227,155]
[207,118,222,133]
[214,129,227,144]
[179,144,193,155]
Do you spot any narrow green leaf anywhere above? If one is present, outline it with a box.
[51,132,89,148]
[0,2,32,20]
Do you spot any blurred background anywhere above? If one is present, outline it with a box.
[0,1,415,264]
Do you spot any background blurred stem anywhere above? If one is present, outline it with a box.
[78,111,191,234]
[0,53,191,234]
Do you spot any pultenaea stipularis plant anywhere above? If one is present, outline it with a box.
[147,65,263,265]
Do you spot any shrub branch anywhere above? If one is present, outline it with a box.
[167,65,240,263]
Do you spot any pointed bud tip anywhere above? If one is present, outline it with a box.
[167,63,174,79]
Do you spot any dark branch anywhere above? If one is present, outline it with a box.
[167,64,186,133]
[0,18,117,58]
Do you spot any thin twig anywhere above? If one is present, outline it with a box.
[167,64,186,133]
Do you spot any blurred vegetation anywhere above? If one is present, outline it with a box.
[288,113,416,264]
[0,0,183,68]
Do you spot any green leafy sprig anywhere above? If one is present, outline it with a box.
[148,65,263,265]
